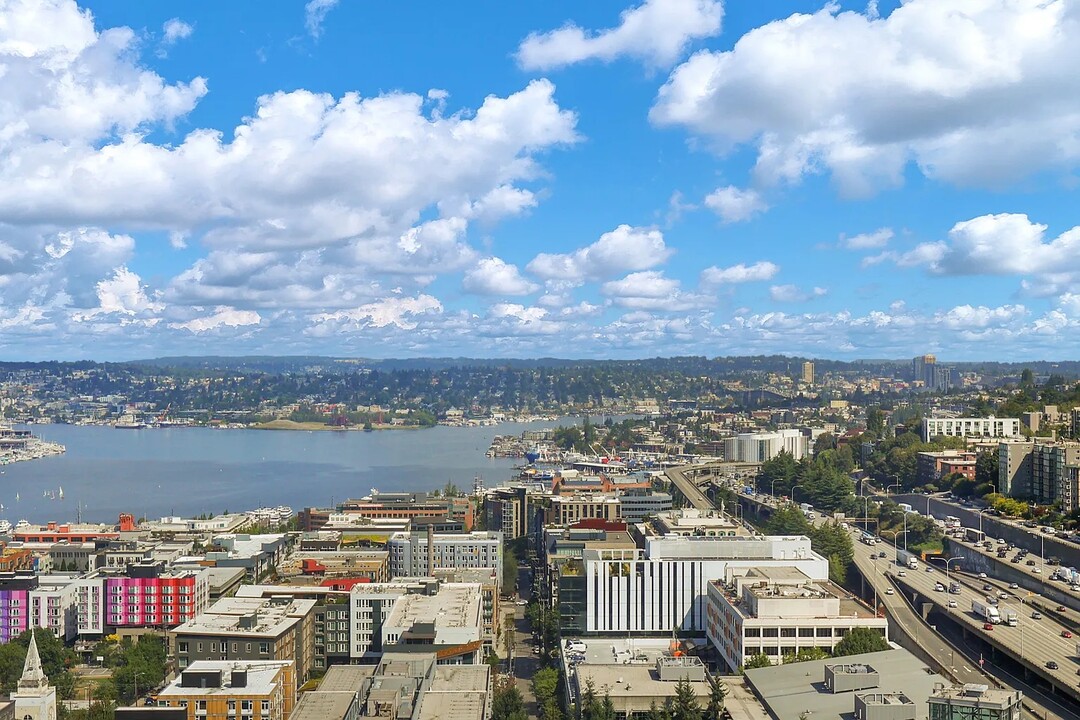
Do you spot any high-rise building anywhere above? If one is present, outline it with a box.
[801,361,815,385]
[913,354,936,386]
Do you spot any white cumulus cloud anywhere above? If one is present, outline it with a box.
[842,228,893,250]
[703,185,768,223]
[527,225,672,282]
[770,284,827,303]
[700,261,778,285]
[652,0,1080,195]
[172,307,261,333]
[463,257,540,296]
[517,0,723,70]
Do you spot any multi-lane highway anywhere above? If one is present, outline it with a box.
[849,525,1075,719]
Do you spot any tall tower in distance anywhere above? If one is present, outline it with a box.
[913,354,936,386]
[801,361,815,385]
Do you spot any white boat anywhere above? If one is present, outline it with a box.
[58,486,64,500]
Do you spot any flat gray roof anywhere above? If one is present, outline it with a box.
[289,690,356,720]
[744,648,946,720]
[318,665,376,692]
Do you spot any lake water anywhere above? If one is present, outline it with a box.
[1,419,583,524]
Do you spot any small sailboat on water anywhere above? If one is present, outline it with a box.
[58,486,64,500]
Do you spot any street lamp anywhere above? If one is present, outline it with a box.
[770,478,780,499]
[881,529,907,565]
[887,482,902,496]
[945,557,965,587]
[791,484,808,506]
[1029,532,1046,563]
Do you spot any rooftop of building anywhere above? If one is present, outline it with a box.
[574,663,711,702]
[416,666,491,720]
[928,683,1023,707]
[744,648,946,720]
[173,596,315,638]
[209,533,288,558]
[157,661,291,697]
[383,583,481,630]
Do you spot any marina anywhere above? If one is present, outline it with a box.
[0,424,65,465]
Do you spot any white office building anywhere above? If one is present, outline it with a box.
[387,531,503,585]
[922,417,1021,443]
[724,430,809,463]
[582,535,828,635]
[705,567,887,671]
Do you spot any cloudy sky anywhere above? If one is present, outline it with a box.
[2,0,1079,361]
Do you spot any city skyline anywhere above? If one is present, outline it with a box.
[2,0,1079,361]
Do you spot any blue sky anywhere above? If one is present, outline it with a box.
[1,0,1079,361]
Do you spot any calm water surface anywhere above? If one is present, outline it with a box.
[1,420,581,523]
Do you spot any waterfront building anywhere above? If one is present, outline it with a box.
[922,417,1021,443]
[172,596,317,685]
[580,535,828,635]
[927,683,1022,720]
[704,567,886,671]
[11,630,56,720]
[154,661,295,720]
[386,530,502,586]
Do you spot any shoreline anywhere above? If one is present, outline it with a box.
[251,420,427,432]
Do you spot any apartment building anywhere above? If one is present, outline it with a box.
[483,486,530,539]
[154,661,295,720]
[387,531,502,586]
[705,567,886,671]
[916,450,977,486]
[580,535,828,635]
[922,417,1021,443]
[105,563,210,630]
[380,583,484,664]
[172,596,317,686]
[234,585,352,671]
[997,440,1080,509]
[548,495,621,526]
[0,573,81,643]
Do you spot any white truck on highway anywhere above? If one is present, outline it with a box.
[972,599,1002,624]
[906,556,918,569]
[1004,611,1018,627]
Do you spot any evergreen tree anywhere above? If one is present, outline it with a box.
[705,677,728,719]
[671,676,702,720]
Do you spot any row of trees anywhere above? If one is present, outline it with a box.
[757,450,858,515]
[742,628,889,671]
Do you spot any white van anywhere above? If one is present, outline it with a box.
[566,640,586,653]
